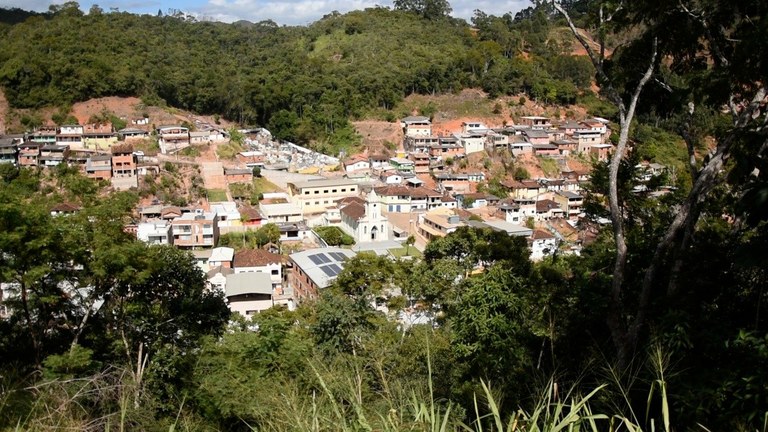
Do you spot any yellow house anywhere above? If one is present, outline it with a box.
[287,178,361,215]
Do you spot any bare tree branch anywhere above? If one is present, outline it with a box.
[552,0,625,110]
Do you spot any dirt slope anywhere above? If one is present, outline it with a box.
[0,89,8,134]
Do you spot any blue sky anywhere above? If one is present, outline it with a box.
[0,0,530,26]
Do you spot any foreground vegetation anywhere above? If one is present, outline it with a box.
[0,162,766,431]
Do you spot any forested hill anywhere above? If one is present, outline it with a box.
[0,3,594,150]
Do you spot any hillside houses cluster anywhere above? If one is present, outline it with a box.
[8,112,669,320]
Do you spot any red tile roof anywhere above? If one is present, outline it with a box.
[340,201,366,220]
[233,249,282,268]
[532,229,555,240]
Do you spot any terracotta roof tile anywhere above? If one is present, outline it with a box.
[340,201,366,220]
[233,249,282,268]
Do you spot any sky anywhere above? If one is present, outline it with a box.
[0,0,530,26]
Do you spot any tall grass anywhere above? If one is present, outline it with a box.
[5,347,761,432]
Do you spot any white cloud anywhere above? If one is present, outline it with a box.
[0,0,531,26]
[194,0,530,26]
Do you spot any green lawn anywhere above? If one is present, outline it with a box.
[206,188,228,202]
[389,246,422,258]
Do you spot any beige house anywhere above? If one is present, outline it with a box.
[287,178,360,215]
[553,191,584,220]
[417,208,464,241]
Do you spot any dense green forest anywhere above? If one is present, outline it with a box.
[0,1,595,153]
[1,0,768,430]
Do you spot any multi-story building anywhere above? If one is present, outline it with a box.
[574,129,603,153]
[401,116,432,137]
[429,138,465,160]
[287,247,356,301]
[233,248,283,290]
[456,132,485,155]
[136,221,173,245]
[287,178,361,215]
[157,125,190,154]
[417,208,463,241]
[519,116,552,130]
[40,144,70,168]
[389,157,415,173]
[405,135,439,153]
[0,139,18,165]
[171,211,219,248]
[554,191,584,220]
[86,154,113,180]
[56,125,84,147]
[111,144,137,190]
[28,127,57,145]
[83,123,117,149]
[18,142,40,167]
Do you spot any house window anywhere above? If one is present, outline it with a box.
[271,269,279,275]
[332,189,337,193]
[323,190,329,194]
[304,191,310,195]
[341,188,346,192]
[314,190,319,194]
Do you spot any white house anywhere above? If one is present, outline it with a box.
[207,266,233,292]
[529,229,558,260]
[208,247,234,269]
[233,249,283,290]
[457,132,486,155]
[401,116,432,137]
[339,190,390,243]
[136,221,173,245]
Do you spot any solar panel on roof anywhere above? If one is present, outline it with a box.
[328,264,343,275]
[308,254,324,265]
[316,253,331,263]
[329,252,347,261]
[319,265,337,277]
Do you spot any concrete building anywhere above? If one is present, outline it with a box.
[40,144,70,168]
[136,221,173,245]
[208,247,235,269]
[554,191,584,220]
[56,125,84,147]
[401,116,432,137]
[519,116,552,130]
[233,249,283,291]
[417,208,464,241]
[111,144,137,190]
[287,178,361,215]
[224,168,253,184]
[225,272,275,316]
[259,202,303,223]
[86,154,113,181]
[288,247,356,301]
[18,142,41,167]
[0,139,18,165]
[171,211,219,248]
[157,125,190,154]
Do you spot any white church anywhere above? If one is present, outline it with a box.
[337,189,390,243]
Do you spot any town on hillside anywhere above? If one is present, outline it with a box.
[0,111,671,319]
